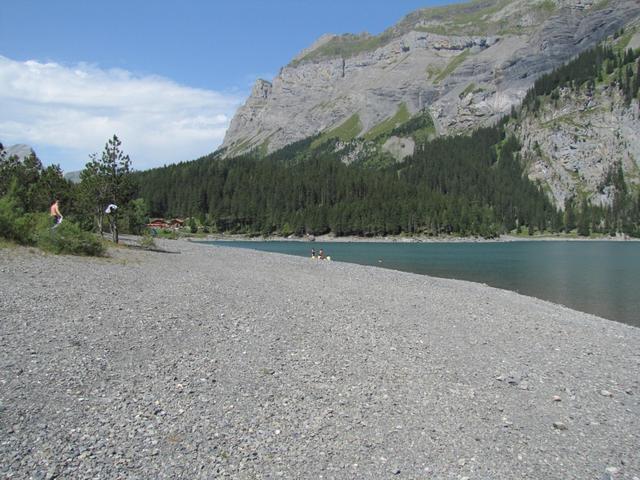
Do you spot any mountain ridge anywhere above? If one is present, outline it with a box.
[220,0,640,161]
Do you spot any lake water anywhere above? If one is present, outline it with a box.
[203,240,640,328]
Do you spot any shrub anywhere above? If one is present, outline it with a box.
[35,215,106,256]
[158,229,179,240]
[138,232,157,250]
[0,193,21,241]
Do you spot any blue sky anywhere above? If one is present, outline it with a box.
[1,0,463,172]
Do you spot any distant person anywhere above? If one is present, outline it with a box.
[105,203,118,237]
[50,199,63,227]
[319,248,325,260]
[311,248,316,259]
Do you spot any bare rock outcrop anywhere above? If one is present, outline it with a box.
[515,86,640,208]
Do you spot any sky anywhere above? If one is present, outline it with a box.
[0,0,463,172]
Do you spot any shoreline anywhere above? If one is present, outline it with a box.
[2,241,639,478]
[196,232,639,243]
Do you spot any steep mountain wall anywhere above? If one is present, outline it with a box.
[515,85,640,208]
[220,0,640,158]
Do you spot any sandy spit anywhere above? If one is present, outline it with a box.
[1,239,638,479]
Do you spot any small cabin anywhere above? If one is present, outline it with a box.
[147,219,170,229]
[146,218,185,230]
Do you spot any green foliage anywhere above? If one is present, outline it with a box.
[36,216,106,256]
[0,192,105,255]
[594,0,612,9]
[131,32,640,240]
[364,104,411,141]
[78,135,136,243]
[0,148,72,214]
[459,83,478,98]
[434,49,471,84]
[0,188,24,242]
[292,33,393,65]
[410,0,514,36]
[310,114,363,149]
[157,229,179,240]
[138,232,157,250]
[426,64,442,81]
[134,123,558,239]
[189,217,198,233]
[536,0,556,13]
[124,198,149,235]
[390,109,436,145]
[523,42,640,112]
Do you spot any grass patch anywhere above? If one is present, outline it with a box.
[364,104,411,141]
[257,130,278,157]
[228,136,252,156]
[389,109,436,144]
[616,28,636,52]
[292,0,553,64]
[258,139,270,157]
[311,113,363,149]
[0,237,16,249]
[293,33,393,65]
[407,0,514,36]
[459,83,484,99]
[594,0,612,10]
[293,0,517,63]
[434,49,471,84]
[460,83,477,98]
[426,63,443,81]
[536,0,556,14]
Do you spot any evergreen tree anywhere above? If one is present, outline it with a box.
[79,135,135,243]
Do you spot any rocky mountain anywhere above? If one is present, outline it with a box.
[3,144,36,163]
[516,75,640,208]
[221,0,640,163]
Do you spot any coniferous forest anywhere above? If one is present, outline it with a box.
[134,36,640,238]
[135,125,558,238]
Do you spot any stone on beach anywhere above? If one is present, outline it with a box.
[1,239,639,479]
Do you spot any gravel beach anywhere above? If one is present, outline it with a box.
[1,239,639,479]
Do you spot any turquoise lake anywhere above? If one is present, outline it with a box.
[203,240,640,328]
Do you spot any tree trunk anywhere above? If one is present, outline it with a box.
[97,212,104,238]
[111,214,118,243]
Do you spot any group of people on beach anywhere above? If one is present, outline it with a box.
[311,248,330,261]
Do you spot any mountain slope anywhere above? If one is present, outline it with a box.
[220,0,640,158]
[513,27,640,208]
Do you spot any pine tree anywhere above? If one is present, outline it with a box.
[79,135,135,243]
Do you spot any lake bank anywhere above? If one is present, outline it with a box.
[197,232,639,243]
[1,240,639,478]
[203,239,640,328]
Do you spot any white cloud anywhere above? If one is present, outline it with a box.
[0,55,244,171]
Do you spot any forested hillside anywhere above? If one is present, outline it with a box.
[135,35,640,238]
[136,123,557,238]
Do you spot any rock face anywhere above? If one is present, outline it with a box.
[3,144,36,163]
[514,86,640,208]
[220,0,640,159]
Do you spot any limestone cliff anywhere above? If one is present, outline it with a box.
[515,81,640,208]
[220,0,640,160]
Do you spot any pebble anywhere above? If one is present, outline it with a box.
[0,239,639,479]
